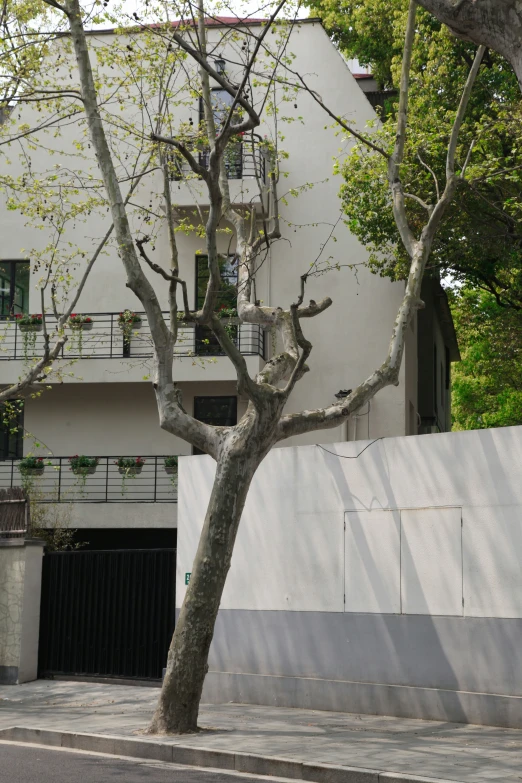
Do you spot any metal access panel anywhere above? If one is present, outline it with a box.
[345,510,401,613]
[38,548,176,680]
[401,507,462,616]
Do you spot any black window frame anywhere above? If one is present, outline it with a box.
[193,395,238,455]
[194,254,238,356]
[0,403,24,460]
[0,259,30,318]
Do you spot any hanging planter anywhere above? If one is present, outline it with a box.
[69,314,93,330]
[117,311,142,329]
[115,456,145,476]
[118,310,142,339]
[69,454,98,476]
[164,456,178,476]
[217,306,239,338]
[68,315,93,355]
[15,314,43,360]
[17,318,43,333]
[19,456,45,476]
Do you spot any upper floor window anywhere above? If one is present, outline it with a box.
[196,254,238,310]
[0,404,23,460]
[195,254,238,356]
[0,260,30,317]
[193,395,238,455]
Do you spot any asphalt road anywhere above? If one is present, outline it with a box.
[0,744,294,783]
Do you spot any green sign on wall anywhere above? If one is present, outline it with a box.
[185,572,191,585]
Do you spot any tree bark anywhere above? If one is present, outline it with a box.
[148,443,261,733]
[417,0,522,89]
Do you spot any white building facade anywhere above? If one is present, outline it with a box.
[0,18,457,546]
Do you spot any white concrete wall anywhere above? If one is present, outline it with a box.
[177,425,522,620]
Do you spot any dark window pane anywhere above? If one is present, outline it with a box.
[196,254,238,310]
[0,404,23,459]
[0,260,30,317]
[13,262,30,315]
[195,254,238,357]
[0,262,12,317]
[193,396,237,455]
[194,396,237,426]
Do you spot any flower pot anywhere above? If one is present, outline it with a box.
[119,320,142,331]
[18,323,42,333]
[71,321,93,331]
[164,466,178,476]
[19,466,44,476]
[118,465,143,476]
[71,465,97,475]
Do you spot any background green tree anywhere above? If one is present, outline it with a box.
[308,0,522,428]
[451,289,522,429]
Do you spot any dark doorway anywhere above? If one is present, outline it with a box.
[38,547,176,680]
[72,528,177,551]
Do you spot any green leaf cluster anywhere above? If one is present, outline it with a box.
[451,289,522,430]
[309,0,522,311]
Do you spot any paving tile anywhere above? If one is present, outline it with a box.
[2,681,522,783]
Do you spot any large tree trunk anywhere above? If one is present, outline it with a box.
[417,0,522,89]
[148,447,259,734]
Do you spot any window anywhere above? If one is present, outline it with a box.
[0,404,23,459]
[440,362,445,407]
[0,260,30,317]
[193,396,237,455]
[198,90,243,179]
[195,254,238,356]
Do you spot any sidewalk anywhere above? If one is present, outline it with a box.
[1,680,522,782]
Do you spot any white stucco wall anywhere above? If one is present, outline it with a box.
[0,540,44,683]
[177,425,522,620]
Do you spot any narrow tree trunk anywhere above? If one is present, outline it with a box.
[148,447,258,734]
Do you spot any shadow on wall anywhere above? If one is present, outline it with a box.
[191,427,522,723]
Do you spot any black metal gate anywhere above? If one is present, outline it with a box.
[38,549,176,680]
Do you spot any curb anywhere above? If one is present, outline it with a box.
[0,726,458,783]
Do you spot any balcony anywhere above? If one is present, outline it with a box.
[169,141,267,210]
[0,313,266,362]
[171,142,266,182]
[0,456,179,503]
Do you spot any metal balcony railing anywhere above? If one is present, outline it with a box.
[0,456,179,503]
[170,141,266,182]
[0,314,266,361]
